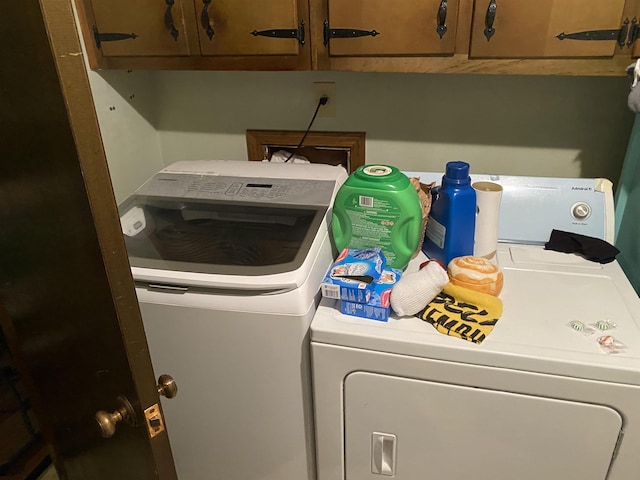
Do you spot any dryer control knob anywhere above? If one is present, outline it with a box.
[571,202,591,220]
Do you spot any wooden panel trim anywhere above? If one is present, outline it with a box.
[455,0,474,54]
[81,52,312,71]
[317,54,632,76]
[246,130,365,173]
[308,0,328,69]
[79,51,633,75]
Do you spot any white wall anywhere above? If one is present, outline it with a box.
[92,69,635,199]
[87,69,164,203]
[71,0,164,204]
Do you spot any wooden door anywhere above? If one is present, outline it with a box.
[325,0,458,56]
[196,0,307,55]
[0,1,177,479]
[470,0,627,58]
[84,0,193,57]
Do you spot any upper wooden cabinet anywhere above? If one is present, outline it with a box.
[312,0,636,74]
[469,0,628,58]
[322,0,458,57]
[310,0,470,71]
[197,0,304,56]
[89,0,191,57]
[77,0,312,70]
[75,0,640,75]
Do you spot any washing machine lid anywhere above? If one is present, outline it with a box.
[120,196,325,274]
[119,161,348,289]
[311,246,640,385]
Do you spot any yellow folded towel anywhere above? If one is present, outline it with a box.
[416,283,503,344]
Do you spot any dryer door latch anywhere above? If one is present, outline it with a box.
[371,432,397,476]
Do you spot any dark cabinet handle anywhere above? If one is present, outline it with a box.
[201,0,215,40]
[484,0,497,41]
[164,0,179,41]
[436,0,448,39]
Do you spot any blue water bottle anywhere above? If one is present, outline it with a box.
[422,161,476,266]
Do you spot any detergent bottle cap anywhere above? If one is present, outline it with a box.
[445,161,470,181]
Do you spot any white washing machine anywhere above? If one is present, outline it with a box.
[118,160,347,480]
[311,173,640,480]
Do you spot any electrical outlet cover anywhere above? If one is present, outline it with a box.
[313,82,336,117]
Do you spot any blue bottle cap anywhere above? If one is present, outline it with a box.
[445,161,470,180]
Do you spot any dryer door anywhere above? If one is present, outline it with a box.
[344,372,622,480]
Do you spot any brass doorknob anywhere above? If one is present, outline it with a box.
[95,395,137,438]
[157,374,178,399]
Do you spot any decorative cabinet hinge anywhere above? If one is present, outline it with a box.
[556,17,631,47]
[323,20,379,47]
[251,21,306,46]
[93,26,137,49]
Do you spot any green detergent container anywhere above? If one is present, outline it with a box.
[332,165,422,269]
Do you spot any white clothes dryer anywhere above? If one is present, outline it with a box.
[311,173,640,480]
[119,160,347,480]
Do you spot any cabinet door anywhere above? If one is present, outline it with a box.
[470,0,627,58]
[325,0,458,56]
[89,0,192,56]
[196,0,305,56]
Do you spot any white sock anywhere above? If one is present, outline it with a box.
[390,261,450,317]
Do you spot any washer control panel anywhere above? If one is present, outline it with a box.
[135,173,336,207]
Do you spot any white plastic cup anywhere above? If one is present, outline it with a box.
[472,181,503,261]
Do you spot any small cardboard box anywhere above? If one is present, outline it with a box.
[340,268,403,322]
[320,248,386,304]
